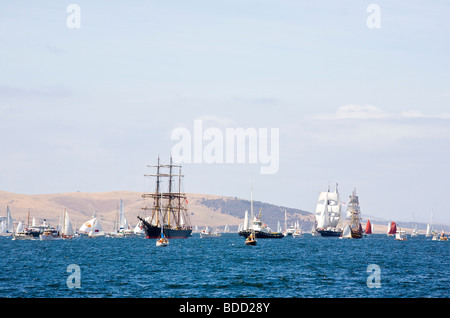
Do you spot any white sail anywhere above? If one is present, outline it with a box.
[80,217,104,236]
[133,220,145,234]
[243,210,249,231]
[314,185,341,229]
[0,221,6,234]
[425,224,432,237]
[79,218,96,233]
[341,225,352,239]
[15,221,24,233]
[317,198,330,228]
[277,221,282,233]
[118,199,129,231]
[89,218,105,237]
[63,209,74,236]
[6,206,14,233]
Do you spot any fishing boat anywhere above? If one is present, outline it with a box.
[395,228,407,241]
[238,176,283,239]
[245,229,257,245]
[340,188,363,239]
[200,225,221,238]
[387,221,397,236]
[315,184,343,237]
[137,156,192,239]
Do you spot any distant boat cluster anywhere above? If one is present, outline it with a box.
[1,158,448,244]
[0,199,146,241]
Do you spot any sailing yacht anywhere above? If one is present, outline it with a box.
[79,217,105,237]
[61,209,74,239]
[365,219,373,235]
[425,210,433,237]
[387,221,397,236]
[315,184,343,237]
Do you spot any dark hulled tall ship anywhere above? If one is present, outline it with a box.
[137,156,192,239]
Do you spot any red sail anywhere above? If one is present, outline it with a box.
[365,220,372,234]
[388,221,397,235]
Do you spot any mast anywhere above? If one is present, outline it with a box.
[250,173,254,222]
[141,156,191,231]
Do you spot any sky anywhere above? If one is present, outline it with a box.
[1,1,449,224]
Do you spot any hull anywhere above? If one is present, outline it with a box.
[12,230,41,240]
[138,217,192,239]
[40,235,62,241]
[143,225,192,239]
[351,231,363,239]
[239,230,283,239]
[317,229,342,237]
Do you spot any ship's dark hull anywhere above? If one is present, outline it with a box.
[351,230,363,239]
[138,216,192,239]
[317,229,342,237]
[143,225,192,239]
[239,230,283,239]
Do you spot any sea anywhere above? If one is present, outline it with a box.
[0,233,448,300]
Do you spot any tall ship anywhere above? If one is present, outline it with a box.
[314,184,343,237]
[341,188,363,239]
[137,156,192,239]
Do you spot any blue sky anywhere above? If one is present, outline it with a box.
[1,1,449,224]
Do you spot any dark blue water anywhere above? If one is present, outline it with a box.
[1,234,448,298]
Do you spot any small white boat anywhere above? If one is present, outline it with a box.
[245,230,257,246]
[40,228,62,241]
[395,228,407,241]
[156,212,169,246]
[200,226,221,238]
[292,228,303,238]
[156,237,169,247]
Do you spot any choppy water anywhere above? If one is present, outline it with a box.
[0,234,448,298]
